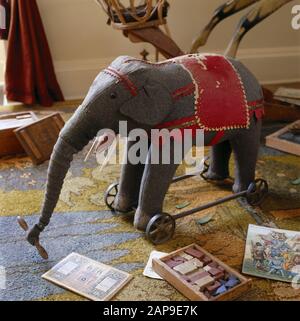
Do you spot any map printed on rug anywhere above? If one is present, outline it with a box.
[243,225,300,283]
[42,253,132,301]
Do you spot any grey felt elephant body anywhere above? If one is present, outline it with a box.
[27,54,264,245]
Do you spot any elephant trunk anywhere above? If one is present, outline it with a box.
[27,106,100,245]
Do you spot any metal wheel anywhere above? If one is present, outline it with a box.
[104,182,119,210]
[246,179,269,206]
[200,156,210,180]
[146,213,176,245]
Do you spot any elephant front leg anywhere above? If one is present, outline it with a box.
[114,139,147,213]
[134,142,182,231]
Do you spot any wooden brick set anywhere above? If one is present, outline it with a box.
[153,244,251,301]
[0,112,64,165]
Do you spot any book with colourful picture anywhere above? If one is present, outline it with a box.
[42,253,132,301]
[242,224,300,283]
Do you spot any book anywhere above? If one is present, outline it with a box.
[274,87,300,100]
[42,253,132,301]
[242,224,300,283]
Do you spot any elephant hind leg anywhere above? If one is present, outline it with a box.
[205,140,232,181]
[230,118,262,193]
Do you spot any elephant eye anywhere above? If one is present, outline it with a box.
[110,92,117,99]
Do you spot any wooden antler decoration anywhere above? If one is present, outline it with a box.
[191,0,293,57]
[190,0,260,53]
[225,0,293,57]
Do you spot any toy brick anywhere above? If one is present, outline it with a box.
[191,284,201,292]
[225,276,240,288]
[217,265,225,272]
[172,255,186,263]
[203,265,212,272]
[194,275,215,290]
[202,256,212,265]
[188,270,208,283]
[173,261,198,275]
[207,267,222,276]
[213,285,228,296]
[164,259,183,268]
[214,272,225,280]
[206,281,221,294]
[179,252,193,261]
[184,247,205,259]
[181,275,190,282]
[208,262,219,268]
[190,258,203,268]
[203,290,212,299]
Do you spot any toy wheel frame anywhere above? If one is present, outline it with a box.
[246,179,268,206]
[104,182,119,210]
[146,213,176,245]
[200,156,210,180]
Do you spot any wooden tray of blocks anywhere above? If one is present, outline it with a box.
[152,244,251,301]
[14,113,65,165]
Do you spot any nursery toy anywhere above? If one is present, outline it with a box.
[105,173,268,244]
[152,243,251,301]
[96,0,293,59]
[191,0,293,57]
[20,53,268,258]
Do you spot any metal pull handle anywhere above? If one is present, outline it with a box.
[17,216,49,260]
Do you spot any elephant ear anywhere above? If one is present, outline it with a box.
[120,77,173,126]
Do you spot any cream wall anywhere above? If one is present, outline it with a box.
[2,0,300,99]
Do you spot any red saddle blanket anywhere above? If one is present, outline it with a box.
[173,54,249,131]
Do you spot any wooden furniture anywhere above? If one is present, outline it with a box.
[14,113,65,165]
[95,0,184,59]
[153,243,252,301]
[263,88,300,122]
[0,112,38,157]
[265,120,300,156]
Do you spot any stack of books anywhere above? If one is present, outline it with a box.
[274,87,300,107]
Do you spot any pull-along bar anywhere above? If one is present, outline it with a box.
[173,187,252,220]
[171,157,210,184]
[145,179,268,245]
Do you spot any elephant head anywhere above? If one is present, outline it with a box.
[26,56,173,246]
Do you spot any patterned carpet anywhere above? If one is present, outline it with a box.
[0,105,300,301]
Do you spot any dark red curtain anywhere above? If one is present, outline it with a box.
[5,0,64,106]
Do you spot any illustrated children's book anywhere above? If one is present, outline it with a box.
[42,253,132,301]
[243,224,300,283]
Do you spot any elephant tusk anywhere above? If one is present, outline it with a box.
[97,137,118,174]
[84,138,99,162]
[84,133,113,162]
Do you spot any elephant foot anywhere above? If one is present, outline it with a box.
[232,182,249,194]
[203,171,233,186]
[133,208,154,231]
[113,193,137,214]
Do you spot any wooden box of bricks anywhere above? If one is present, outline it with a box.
[0,112,38,157]
[14,113,65,165]
[152,243,252,301]
[265,120,300,156]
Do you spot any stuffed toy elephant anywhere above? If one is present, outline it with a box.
[26,53,264,246]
